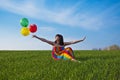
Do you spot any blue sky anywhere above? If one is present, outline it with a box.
[0,0,120,50]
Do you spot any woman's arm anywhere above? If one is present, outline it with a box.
[32,35,54,46]
[64,36,86,46]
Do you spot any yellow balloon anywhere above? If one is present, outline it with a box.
[20,27,30,36]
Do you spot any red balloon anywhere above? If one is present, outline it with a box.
[29,24,37,33]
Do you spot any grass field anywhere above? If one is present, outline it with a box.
[0,50,120,80]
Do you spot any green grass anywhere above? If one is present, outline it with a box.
[0,50,120,80]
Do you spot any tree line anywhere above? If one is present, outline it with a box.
[92,44,120,50]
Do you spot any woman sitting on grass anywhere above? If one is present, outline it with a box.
[32,34,86,62]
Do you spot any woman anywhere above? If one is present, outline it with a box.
[32,34,86,62]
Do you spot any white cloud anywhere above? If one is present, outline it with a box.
[0,0,120,30]
[39,26,56,32]
[0,35,52,50]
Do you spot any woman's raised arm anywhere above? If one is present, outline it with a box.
[32,35,54,46]
[64,36,86,46]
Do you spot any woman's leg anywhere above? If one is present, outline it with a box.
[65,47,75,58]
[59,47,75,60]
[64,47,81,63]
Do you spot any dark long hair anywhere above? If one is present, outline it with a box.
[55,34,64,46]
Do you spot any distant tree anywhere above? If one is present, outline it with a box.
[109,44,120,50]
[104,44,120,50]
[99,48,102,51]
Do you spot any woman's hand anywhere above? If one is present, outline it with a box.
[82,36,86,41]
[32,35,37,38]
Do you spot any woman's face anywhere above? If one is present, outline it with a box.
[55,34,64,45]
[55,36,60,42]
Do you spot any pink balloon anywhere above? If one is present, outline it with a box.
[29,24,37,33]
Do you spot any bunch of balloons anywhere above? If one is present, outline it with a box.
[20,18,37,36]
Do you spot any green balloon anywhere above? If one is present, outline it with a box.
[20,18,29,27]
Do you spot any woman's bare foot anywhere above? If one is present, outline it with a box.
[71,59,81,63]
